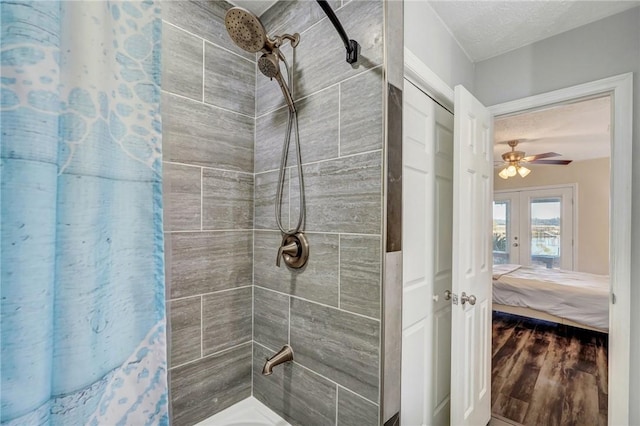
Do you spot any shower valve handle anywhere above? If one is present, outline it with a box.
[276,241,299,267]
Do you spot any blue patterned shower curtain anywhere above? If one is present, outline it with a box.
[1,1,168,424]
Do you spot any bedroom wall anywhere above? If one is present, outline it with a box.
[473,7,640,423]
[494,158,610,275]
[404,0,475,91]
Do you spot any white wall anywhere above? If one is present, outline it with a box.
[494,158,610,275]
[474,7,640,423]
[404,1,475,91]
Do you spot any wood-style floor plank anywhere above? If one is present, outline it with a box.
[492,312,608,426]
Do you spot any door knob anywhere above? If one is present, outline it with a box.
[461,292,476,306]
[512,242,519,247]
[444,290,452,300]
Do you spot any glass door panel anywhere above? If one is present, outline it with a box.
[529,197,562,269]
[492,201,510,264]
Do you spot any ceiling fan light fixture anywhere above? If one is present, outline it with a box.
[498,168,509,179]
[506,165,517,177]
[517,165,531,178]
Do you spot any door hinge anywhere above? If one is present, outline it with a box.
[612,292,616,304]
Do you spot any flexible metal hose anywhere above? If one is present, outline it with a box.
[274,51,305,235]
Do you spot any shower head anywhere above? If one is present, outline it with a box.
[258,53,279,78]
[224,7,267,53]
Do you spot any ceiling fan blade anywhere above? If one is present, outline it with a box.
[529,159,573,165]
[522,152,561,162]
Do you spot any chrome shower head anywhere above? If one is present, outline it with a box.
[224,7,267,53]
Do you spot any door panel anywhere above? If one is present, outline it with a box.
[401,80,454,426]
[451,85,493,426]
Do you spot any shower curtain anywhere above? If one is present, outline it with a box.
[1,1,168,424]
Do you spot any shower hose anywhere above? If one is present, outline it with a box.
[275,50,305,236]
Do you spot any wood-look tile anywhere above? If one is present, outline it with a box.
[252,343,337,426]
[291,0,383,99]
[338,387,379,426]
[202,287,252,355]
[163,92,254,172]
[204,42,255,116]
[339,234,381,318]
[492,393,529,424]
[163,163,201,231]
[255,106,288,173]
[168,296,201,367]
[259,0,339,39]
[493,313,608,426]
[290,298,380,401]
[170,343,252,426]
[254,170,288,231]
[202,168,253,230]
[560,369,600,426]
[254,286,289,350]
[162,23,203,101]
[162,0,254,61]
[291,151,382,234]
[166,231,252,299]
[254,231,339,306]
[255,85,339,173]
[340,68,384,156]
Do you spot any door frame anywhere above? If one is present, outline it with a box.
[404,47,632,425]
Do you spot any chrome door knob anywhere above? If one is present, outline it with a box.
[444,290,452,300]
[461,292,476,306]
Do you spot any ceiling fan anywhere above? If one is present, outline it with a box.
[497,140,572,179]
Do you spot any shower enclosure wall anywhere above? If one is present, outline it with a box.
[162,1,401,425]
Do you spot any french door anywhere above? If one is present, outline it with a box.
[493,186,574,270]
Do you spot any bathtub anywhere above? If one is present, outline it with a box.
[196,397,290,426]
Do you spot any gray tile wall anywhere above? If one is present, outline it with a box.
[163,1,385,424]
[253,1,384,424]
[162,1,255,424]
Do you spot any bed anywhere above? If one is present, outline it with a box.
[492,264,610,332]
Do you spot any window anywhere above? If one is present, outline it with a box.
[493,186,574,270]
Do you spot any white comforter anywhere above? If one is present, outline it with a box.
[492,264,610,330]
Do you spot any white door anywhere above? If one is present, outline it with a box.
[401,80,454,426]
[450,85,493,426]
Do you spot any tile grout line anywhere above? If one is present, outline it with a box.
[335,383,340,425]
[200,167,203,231]
[200,295,204,358]
[254,148,383,176]
[338,234,341,309]
[338,81,342,158]
[162,19,256,64]
[171,341,253,371]
[162,89,255,120]
[201,39,205,102]
[163,160,253,176]
[169,285,253,303]
[255,64,384,119]
[254,284,380,323]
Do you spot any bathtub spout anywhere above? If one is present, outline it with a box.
[262,345,294,375]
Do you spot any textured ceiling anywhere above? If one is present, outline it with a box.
[494,96,611,164]
[428,0,640,61]
[227,0,278,17]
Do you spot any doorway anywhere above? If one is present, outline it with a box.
[402,49,632,426]
[490,95,611,424]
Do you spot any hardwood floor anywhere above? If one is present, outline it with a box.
[491,312,608,426]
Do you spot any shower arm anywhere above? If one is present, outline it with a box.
[315,0,360,64]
